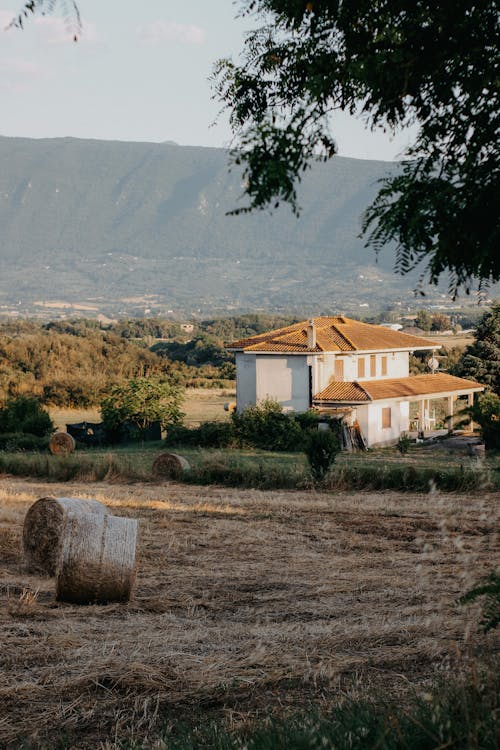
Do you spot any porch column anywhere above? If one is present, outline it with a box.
[467,393,474,432]
[418,398,425,437]
[447,395,455,433]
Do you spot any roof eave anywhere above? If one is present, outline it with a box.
[227,344,440,354]
[313,398,370,406]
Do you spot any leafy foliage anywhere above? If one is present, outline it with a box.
[9,0,81,41]
[431,313,451,332]
[214,1,500,292]
[231,400,306,451]
[166,402,325,452]
[0,396,53,437]
[0,432,49,452]
[397,432,411,455]
[459,570,500,633]
[101,378,184,437]
[165,421,235,449]
[414,310,432,332]
[453,303,500,394]
[458,392,500,450]
[0,318,239,406]
[305,428,341,480]
[152,335,235,369]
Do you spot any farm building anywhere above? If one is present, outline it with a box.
[227,317,484,447]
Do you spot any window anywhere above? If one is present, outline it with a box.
[382,407,391,429]
[381,356,388,376]
[334,358,344,381]
[370,355,376,377]
[357,357,365,378]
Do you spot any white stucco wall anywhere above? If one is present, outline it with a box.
[236,353,310,412]
[316,351,410,390]
[235,353,256,411]
[357,400,410,446]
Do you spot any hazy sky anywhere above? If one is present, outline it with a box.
[0,1,416,160]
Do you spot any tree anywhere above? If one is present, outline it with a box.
[101,378,184,437]
[9,1,81,40]
[0,395,53,437]
[214,1,500,294]
[453,303,500,394]
[431,313,451,332]
[415,310,432,332]
[305,429,340,481]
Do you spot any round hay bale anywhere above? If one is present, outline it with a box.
[152,452,190,479]
[22,496,107,575]
[49,432,76,455]
[55,513,138,605]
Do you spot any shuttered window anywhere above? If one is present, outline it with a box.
[334,358,344,381]
[357,358,365,378]
[382,407,391,429]
[370,355,376,377]
[381,356,388,376]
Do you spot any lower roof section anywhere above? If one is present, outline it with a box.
[314,373,484,405]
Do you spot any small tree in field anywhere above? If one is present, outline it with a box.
[415,310,432,331]
[305,429,341,481]
[431,313,451,332]
[101,378,184,438]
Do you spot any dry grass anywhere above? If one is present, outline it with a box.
[182,388,234,426]
[0,479,498,748]
[428,333,474,349]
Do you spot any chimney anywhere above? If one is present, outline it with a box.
[307,319,316,349]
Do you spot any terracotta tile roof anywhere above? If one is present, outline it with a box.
[314,373,484,403]
[228,316,437,353]
[313,381,371,402]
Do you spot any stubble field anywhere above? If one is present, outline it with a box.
[0,478,498,748]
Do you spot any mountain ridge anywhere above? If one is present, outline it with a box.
[0,135,427,317]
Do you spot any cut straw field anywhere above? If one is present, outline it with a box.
[0,478,498,748]
[49,388,234,431]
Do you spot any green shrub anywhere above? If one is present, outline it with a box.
[459,569,500,633]
[397,431,411,454]
[231,400,305,451]
[0,396,53,437]
[0,432,49,452]
[305,429,341,480]
[467,392,500,449]
[165,421,235,448]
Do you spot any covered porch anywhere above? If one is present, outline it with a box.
[313,373,484,448]
[408,392,475,436]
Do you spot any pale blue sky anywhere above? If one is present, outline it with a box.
[0,1,416,159]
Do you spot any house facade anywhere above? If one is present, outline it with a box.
[227,317,484,447]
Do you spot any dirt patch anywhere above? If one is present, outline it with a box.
[0,478,497,748]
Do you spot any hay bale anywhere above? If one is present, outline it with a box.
[152,452,190,479]
[55,513,138,605]
[49,432,76,455]
[22,496,107,575]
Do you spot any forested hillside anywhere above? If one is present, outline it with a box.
[0,315,298,406]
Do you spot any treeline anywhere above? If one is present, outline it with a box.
[0,314,298,407]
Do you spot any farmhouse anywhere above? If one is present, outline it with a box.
[227,317,484,447]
